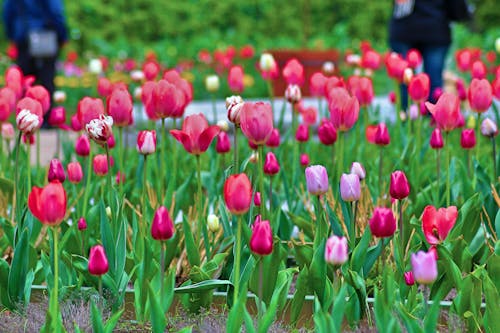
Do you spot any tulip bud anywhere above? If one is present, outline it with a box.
[1,123,15,141]
[77,217,87,231]
[216,131,231,154]
[496,37,500,54]
[250,215,274,256]
[16,109,40,136]
[263,152,280,176]
[67,162,83,184]
[48,159,66,183]
[300,153,310,167]
[295,123,309,142]
[107,134,116,149]
[325,235,348,265]
[481,118,498,137]
[151,206,175,241]
[350,162,366,180]
[224,173,252,215]
[207,214,220,233]
[106,206,112,219]
[217,120,229,132]
[265,128,281,148]
[93,154,109,176]
[285,84,302,104]
[460,129,476,149]
[22,134,35,145]
[85,114,113,145]
[369,207,397,238]
[116,171,125,184]
[374,123,390,146]
[429,128,444,149]
[340,173,361,202]
[205,75,220,93]
[404,271,415,286]
[75,134,90,157]
[226,95,244,126]
[137,130,157,155]
[71,114,82,131]
[305,165,329,196]
[88,245,109,276]
[411,250,438,284]
[388,91,396,104]
[254,192,261,207]
[317,119,337,145]
[389,170,410,200]
[53,90,66,104]
[259,53,275,72]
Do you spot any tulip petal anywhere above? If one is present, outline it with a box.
[437,206,458,242]
[198,125,221,153]
[28,186,44,222]
[422,205,439,245]
[170,129,193,154]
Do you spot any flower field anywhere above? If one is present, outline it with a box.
[0,43,499,332]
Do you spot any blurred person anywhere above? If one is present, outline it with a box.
[389,0,471,109]
[3,0,68,124]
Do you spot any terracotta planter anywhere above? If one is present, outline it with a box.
[268,48,340,97]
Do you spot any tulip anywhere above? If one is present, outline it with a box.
[388,91,396,104]
[26,85,50,114]
[205,75,220,93]
[259,53,275,72]
[429,128,444,150]
[408,73,430,103]
[481,118,498,137]
[207,214,220,233]
[389,170,410,200]
[1,123,14,141]
[106,87,133,127]
[421,205,458,245]
[250,215,273,255]
[228,66,244,93]
[143,80,185,120]
[77,97,105,127]
[350,162,366,180]
[285,84,302,104]
[374,123,390,146]
[460,129,476,149]
[22,134,35,145]
[282,58,304,86]
[48,159,66,183]
[468,79,492,113]
[385,53,408,82]
[406,49,422,69]
[425,93,462,132]
[348,76,374,107]
[404,271,415,286]
[340,173,361,202]
[53,90,66,104]
[369,207,397,238]
[309,72,328,97]
[170,113,220,155]
[226,95,244,126]
[93,154,109,176]
[224,173,252,215]
[471,60,487,80]
[215,131,231,154]
[411,250,438,284]
[88,245,109,276]
[361,49,381,70]
[97,77,113,97]
[317,118,337,146]
[265,128,281,148]
[77,217,87,231]
[75,134,90,157]
[295,123,309,142]
[67,161,83,184]
[85,114,114,146]
[305,165,329,196]
[456,78,467,101]
[264,152,280,176]
[254,192,261,207]
[136,130,156,155]
[28,182,67,225]
[325,235,348,265]
[328,87,360,132]
[300,153,310,167]
[151,206,175,241]
[239,102,274,145]
[48,106,67,128]
[115,171,125,185]
[16,109,40,136]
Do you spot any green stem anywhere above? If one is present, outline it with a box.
[197,155,210,259]
[466,149,471,178]
[142,155,148,237]
[269,177,273,213]
[118,127,124,196]
[160,241,166,297]
[36,130,40,169]
[445,132,451,206]
[315,195,325,249]
[292,108,298,185]
[233,216,242,304]
[11,132,22,224]
[27,138,31,193]
[436,149,441,206]
[82,152,93,218]
[399,199,404,251]
[475,113,481,162]
[105,143,113,206]
[258,145,265,218]
[351,201,357,246]
[211,94,217,123]
[258,257,263,330]
[337,132,345,188]
[98,276,103,301]
[378,147,383,197]
[491,137,497,181]
[233,126,239,173]
[52,227,59,309]
[171,118,178,195]
[267,80,275,113]
[161,118,167,201]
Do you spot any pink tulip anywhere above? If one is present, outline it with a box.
[317,118,337,145]
[224,173,252,215]
[374,123,390,146]
[215,131,231,154]
[228,66,244,93]
[385,53,408,82]
[265,128,281,148]
[285,84,302,104]
[151,206,175,241]
[305,165,329,196]
[389,170,410,200]
[369,207,397,238]
[348,76,374,107]
[468,79,492,113]
[460,129,476,149]
[471,60,487,79]
[137,130,157,155]
[328,87,360,132]
[408,73,430,103]
[85,114,114,146]
[480,118,498,137]
[88,245,109,276]
[325,235,348,265]
[25,85,50,114]
[361,49,381,70]
[253,192,261,207]
[170,113,220,155]
[67,162,83,184]
[263,152,280,176]
[77,217,87,231]
[28,182,66,226]
[425,93,462,132]
[422,205,458,245]
[300,153,310,167]
[340,173,361,202]
[93,154,109,176]
[309,72,328,97]
[48,159,66,183]
[75,134,90,157]
[143,80,185,120]
[48,106,68,129]
[239,102,274,145]
[411,250,437,284]
[295,123,309,142]
[107,86,133,126]
[1,123,14,140]
[406,49,422,69]
[97,77,114,97]
[250,215,273,255]
[77,97,105,127]
[16,97,43,135]
[429,128,444,149]
[350,162,366,180]
[404,271,415,286]
[282,58,304,86]
[226,95,244,126]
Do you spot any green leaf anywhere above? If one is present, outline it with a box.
[148,281,166,333]
[482,271,500,333]
[286,211,314,240]
[174,279,233,294]
[290,265,309,326]
[448,194,481,243]
[104,308,124,333]
[182,216,200,267]
[309,238,326,304]
[226,288,246,333]
[90,300,104,333]
[331,284,348,332]
[8,227,30,309]
[350,228,372,273]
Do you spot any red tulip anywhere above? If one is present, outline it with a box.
[460,129,476,149]
[317,118,337,145]
[228,66,244,93]
[137,130,157,155]
[468,78,492,113]
[328,87,360,132]
[374,123,390,146]
[265,128,281,148]
[151,206,175,241]
[295,123,309,142]
[404,271,415,286]
[369,207,397,238]
[25,85,50,114]
[48,159,66,183]
[429,128,444,149]
[77,217,87,231]
[282,58,304,86]
[223,173,252,215]
[77,97,105,127]
[75,134,90,156]
[385,53,408,82]
[93,154,109,176]
[215,131,231,154]
[48,106,68,129]
[421,205,458,245]
[162,70,193,111]
[425,93,462,132]
[389,170,410,200]
[143,80,185,120]
[300,153,310,167]
[348,76,374,107]
[97,77,113,97]
[406,49,422,69]
[408,73,430,103]
[361,49,381,70]
[170,113,220,155]
[143,61,160,81]
[239,45,255,59]
[239,102,274,145]
[22,133,35,145]
[107,86,133,127]
[250,215,273,255]
[67,161,83,184]
[388,91,396,104]
[324,76,345,98]
[253,192,261,207]
[263,152,280,176]
[88,245,109,276]
[28,182,67,225]
[471,60,487,80]
[456,49,472,72]
[309,72,328,97]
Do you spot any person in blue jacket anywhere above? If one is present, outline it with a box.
[3,0,68,121]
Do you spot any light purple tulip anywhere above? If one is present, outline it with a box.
[325,235,348,265]
[350,162,366,180]
[340,173,361,202]
[305,165,329,196]
[411,250,438,284]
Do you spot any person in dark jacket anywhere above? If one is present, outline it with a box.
[3,0,68,121]
[389,0,470,109]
